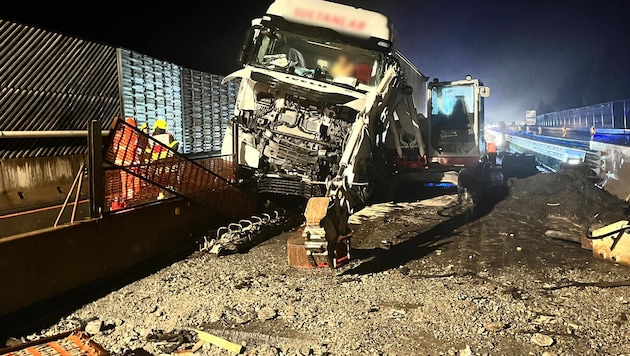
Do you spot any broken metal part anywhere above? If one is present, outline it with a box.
[201,209,299,256]
[589,220,630,266]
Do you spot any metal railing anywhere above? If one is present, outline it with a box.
[537,98,629,129]
[102,118,257,219]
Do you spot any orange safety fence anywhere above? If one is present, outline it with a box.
[0,330,108,356]
[102,118,256,219]
[104,167,171,211]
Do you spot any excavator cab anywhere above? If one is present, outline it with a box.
[428,76,489,166]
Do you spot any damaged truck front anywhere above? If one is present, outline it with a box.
[222,0,431,267]
[222,0,398,196]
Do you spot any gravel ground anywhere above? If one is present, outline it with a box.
[5,171,630,356]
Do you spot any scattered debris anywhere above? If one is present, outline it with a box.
[84,320,103,335]
[200,209,302,256]
[2,338,23,348]
[257,307,277,321]
[484,321,506,332]
[146,329,197,354]
[458,345,473,356]
[544,215,584,243]
[6,172,630,355]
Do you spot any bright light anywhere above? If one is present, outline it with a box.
[495,134,504,146]
[567,158,581,165]
[425,182,456,188]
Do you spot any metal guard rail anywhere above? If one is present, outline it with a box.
[508,135,590,163]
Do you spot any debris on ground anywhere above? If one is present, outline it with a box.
[200,209,303,256]
[193,329,243,354]
[4,172,630,355]
[485,170,629,242]
[515,170,625,222]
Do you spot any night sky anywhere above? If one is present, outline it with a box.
[2,1,629,123]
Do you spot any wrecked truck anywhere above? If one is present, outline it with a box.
[221,0,500,267]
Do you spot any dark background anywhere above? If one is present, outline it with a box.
[2,1,629,123]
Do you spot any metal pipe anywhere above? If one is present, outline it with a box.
[0,130,110,138]
[403,94,426,157]
[387,114,403,159]
[88,120,104,219]
[54,163,84,228]
[71,167,84,224]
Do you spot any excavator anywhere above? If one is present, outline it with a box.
[219,0,510,268]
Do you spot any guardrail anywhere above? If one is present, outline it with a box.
[508,135,588,163]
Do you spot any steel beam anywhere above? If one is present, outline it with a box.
[0,130,110,138]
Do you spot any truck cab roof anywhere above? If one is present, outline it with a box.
[265,0,392,41]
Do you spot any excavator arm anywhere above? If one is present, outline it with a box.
[289,62,422,268]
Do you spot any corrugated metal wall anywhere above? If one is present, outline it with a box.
[119,48,184,150]
[181,69,239,154]
[0,18,238,159]
[0,19,120,159]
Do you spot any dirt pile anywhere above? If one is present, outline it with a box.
[492,170,628,232]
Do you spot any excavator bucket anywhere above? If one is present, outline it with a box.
[287,196,351,268]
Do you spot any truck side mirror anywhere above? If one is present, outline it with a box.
[479,86,490,98]
[237,27,256,65]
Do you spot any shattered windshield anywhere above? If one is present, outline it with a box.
[248,28,386,89]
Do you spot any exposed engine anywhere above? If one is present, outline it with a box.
[241,91,356,185]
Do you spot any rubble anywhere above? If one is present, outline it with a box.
[530,333,554,347]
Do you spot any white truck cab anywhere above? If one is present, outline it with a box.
[222,0,401,198]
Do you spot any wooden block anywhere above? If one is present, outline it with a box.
[304,197,330,225]
[287,228,351,269]
[194,329,243,354]
[581,234,593,250]
[287,228,317,268]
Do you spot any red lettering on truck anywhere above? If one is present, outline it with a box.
[348,19,366,31]
[293,7,367,33]
[316,11,345,26]
[294,7,315,20]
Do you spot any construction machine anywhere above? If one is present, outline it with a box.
[221,0,504,268]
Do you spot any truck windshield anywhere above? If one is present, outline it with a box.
[249,29,386,89]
